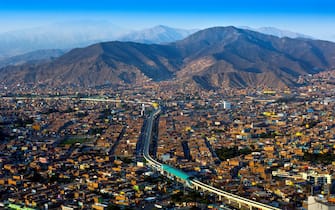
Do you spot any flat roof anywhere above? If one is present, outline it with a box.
[162,164,190,181]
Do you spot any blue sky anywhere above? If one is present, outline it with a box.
[1,0,334,14]
[0,0,334,40]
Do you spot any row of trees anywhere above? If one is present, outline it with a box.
[215,146,252,160]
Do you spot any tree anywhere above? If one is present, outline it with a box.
[106,204,121,210]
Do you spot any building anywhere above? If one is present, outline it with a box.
[223,101,231,110]
[301,172,332,186]
[307,196,335,210]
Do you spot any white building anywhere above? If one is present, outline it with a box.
[307,196,335,210]
[301,172,332,185]
[223,101,231,110]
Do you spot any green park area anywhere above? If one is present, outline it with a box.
[60,136,94,145]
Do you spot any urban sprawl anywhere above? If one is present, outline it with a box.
[1,72,335,210]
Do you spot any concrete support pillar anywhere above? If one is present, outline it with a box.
[238,202,241,209]
[249,205,253,210]
[228,199,231,204]
[218,195,222,201]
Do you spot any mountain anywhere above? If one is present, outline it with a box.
[0,49,66,68]
[242,26,313,39]
[174,27,335,88]
[0,23,196,58]
[0,42,181,87]
[119,25,198,44]
[0,20,126,58]
[1,26,335,89]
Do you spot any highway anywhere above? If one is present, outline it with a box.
[2,96,153,106]
[143,107,163,169]
[190,179,281,210]
[142,108,281,210]
[2,96,280,209]
[79,97,153,105]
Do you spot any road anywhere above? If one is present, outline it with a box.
[142,107,162,169]
[2,96,280,210]
[142,107,280,210]
[2,96,153,106]
[109,126,127,156]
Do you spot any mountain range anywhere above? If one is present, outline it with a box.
[1,26,335,89]
[0,24,316,66]
[0,49,67,69]
[241,26,313,39]
[0,21,125,59]
[0,24,196,59]
[119,25,197,44]
[0,22,316,60]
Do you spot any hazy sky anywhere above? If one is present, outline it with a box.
[0,0,334,41]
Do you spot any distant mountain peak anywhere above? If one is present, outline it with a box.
[241,26,313,39]
[119,25,198,44]
[152,25,173,30]
[0,49,66,68]
[0,23,198,58]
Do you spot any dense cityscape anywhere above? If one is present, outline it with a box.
[1,72,335,209]
[1,1,335,209]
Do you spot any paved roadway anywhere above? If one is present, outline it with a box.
[142,108,281,210]
[2,96,280,210]
[142,108,162,169]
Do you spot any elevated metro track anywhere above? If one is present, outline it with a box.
[2,96,280,210]
[143,108,281,210]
